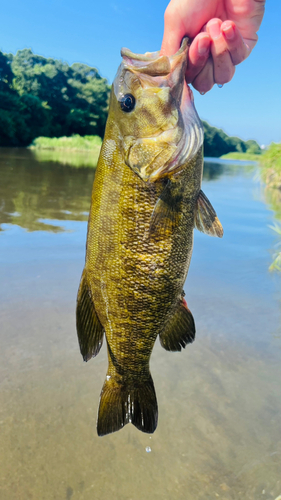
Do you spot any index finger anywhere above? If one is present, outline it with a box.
[185,33,211,83]
[161,8,186,56]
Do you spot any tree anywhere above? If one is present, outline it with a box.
[10,49,110,140]
[0,52,13,92]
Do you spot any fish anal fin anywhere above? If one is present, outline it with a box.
[76,269,104,361]
[159,297,195,351]
[195,189,223,237]
[97,374,158,436]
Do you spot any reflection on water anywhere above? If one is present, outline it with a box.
[266,188,281,220]
[0,149,281,500]
[203,157,256,181]
[0,148,95,232]
[31,147,99,168]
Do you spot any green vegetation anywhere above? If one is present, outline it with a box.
[0,49,110,147]
[31,134,102,150]
[203,121,261,158]
[30,135,102,168]
[258,142,281,272]
[260,142,281,189]
[220,152,261,161]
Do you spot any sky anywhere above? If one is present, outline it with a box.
[1,0,280,145]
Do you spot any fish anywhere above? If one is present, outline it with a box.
[76,38,223,436]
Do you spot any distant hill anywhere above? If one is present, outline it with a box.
[0,48,260,156]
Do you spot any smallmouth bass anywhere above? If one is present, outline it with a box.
[76,38,223,436]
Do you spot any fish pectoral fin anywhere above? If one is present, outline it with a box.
[97,373,158,436]
[159,297,195,351]
[149,182,181,236]
[195,189,223,237]
[76,269,104,361]
[149,197,179,235]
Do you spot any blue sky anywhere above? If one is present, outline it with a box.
[1,0,280,145]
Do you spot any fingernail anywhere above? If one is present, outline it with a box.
[208,20,221,40]
[222,24,235,40]
[198,37,210,56]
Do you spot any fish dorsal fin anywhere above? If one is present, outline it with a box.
[195,190,223,237]
[76,269,104,361]
[159,297,195,351]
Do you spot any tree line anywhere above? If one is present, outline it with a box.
[0,48,260,155]
[0,49,110,147]
[203,120,261,157]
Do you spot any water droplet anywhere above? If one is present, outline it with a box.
[217,84,223,88]
[200,91,205,95]
[146,446,151,453]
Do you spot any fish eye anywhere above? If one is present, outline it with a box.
[120,94,135,113]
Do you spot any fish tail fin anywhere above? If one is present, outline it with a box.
[97,373,158,436]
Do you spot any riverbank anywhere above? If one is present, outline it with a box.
[220,152,261,161]
[30,135,102,168]
[221,144,281,190]
[260,143,281,189]
[24,138,281,188]
[30,135,102,151]
[258,142,281,272]
[30,136,261,169]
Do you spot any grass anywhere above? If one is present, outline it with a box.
[259,143,281,189]
[220,152,261,161]
[30,134,102,151]
[29,135,102,168]
[258,143,281,272]
[220,143,281,188]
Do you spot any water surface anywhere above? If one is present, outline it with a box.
[0,149,281,500]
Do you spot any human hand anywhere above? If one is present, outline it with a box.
[161,0,265,93]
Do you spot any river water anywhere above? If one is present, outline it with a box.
[0,148,280,500]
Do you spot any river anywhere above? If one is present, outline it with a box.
[0,148,280,500]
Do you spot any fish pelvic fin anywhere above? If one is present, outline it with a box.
[97,373,158,436]
[76,269,104,361]
[195,190,223,237]
[159,297,195,351]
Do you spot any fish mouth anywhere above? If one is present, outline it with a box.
[117,38,204,182]
[120,37,189,74]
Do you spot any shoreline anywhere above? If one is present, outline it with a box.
[220,152,261,162]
